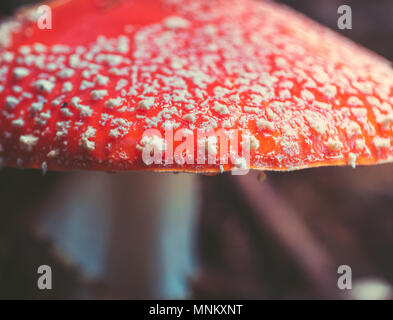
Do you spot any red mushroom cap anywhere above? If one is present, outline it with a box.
[1,0,393,173]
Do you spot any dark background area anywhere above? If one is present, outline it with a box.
[1,0,393,300]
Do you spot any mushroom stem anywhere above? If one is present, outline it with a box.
[34,171,199,298]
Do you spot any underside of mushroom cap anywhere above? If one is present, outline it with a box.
[1,0,393,173]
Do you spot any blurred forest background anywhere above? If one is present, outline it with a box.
[1,0,393,300]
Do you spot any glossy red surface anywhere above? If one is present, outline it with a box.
[1,0,393,173]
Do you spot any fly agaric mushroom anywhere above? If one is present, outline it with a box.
[0,0,393,174]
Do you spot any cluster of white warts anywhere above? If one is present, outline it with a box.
[0,0,393,170]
